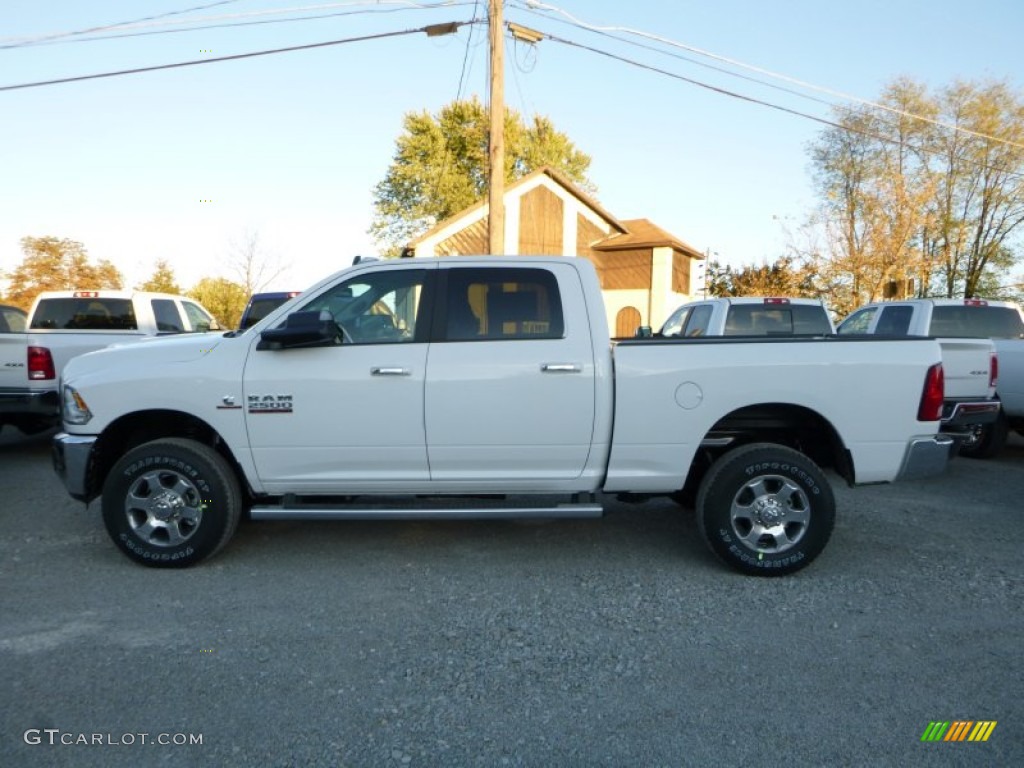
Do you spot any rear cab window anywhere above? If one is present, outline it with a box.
[932,305,1024,338]
[30,297,137,330]
[725,303,831,335]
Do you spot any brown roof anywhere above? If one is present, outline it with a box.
[594,218,703,259]
[407,166,626,247]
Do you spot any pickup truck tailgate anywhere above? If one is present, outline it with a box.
[937,337,996,400]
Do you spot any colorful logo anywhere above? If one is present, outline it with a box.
[921,721,997,742]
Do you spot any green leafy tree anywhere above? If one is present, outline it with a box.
[138,259,181,294]
[5,236,123,310]
[370,97,594,253]
[187,277,247,329]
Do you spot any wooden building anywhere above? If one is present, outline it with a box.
[406,166,704,337]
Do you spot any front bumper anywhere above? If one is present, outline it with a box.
[52,432,98,502]
[897,435,955,481]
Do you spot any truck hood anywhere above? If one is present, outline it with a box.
[63,333,226,382]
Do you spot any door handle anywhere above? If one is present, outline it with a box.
[371,367,411,376]
[540,363,582,373]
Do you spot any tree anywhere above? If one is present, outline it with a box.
[228,229,286,295]
[804,77,1024,305]
[5,236,123,310]
[138,259,181,294]
[187,277,247,329]
[706,257,822,299]
[370,97,594,253]
[923,80,1024,297]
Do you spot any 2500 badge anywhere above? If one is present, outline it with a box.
[247,394,293,414]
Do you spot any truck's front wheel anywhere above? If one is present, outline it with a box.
[102,438,242,567]
[696,443,835,576]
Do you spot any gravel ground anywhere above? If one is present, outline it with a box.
[1,427,1021,767]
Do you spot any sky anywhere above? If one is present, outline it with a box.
[1,0,1023,294]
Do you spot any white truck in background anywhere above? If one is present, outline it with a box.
[53,256,953,576]
[0,290,219,435]
[652,297,835,338]
[838,299,1014,458]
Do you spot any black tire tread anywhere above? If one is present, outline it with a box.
[103,437,242,567]
[696,442,835,577]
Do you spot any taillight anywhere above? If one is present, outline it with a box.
[918,363,944,421]
[28,346,55,380]
[763,298,791,305]
[964,298,988,306]
[990,352,998,389]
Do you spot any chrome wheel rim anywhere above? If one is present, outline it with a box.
[730,474,810,554]
[124,470,204,547]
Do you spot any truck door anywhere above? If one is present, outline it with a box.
[243,265,433,492]
[424,263,596,484]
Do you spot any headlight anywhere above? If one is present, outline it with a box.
[62,385,93,425]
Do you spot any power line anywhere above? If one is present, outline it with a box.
[0,23,477,92]
[513,0,1024,152]
[1,1,476,49]
[0,0,244,48]
[539,31,1024,181]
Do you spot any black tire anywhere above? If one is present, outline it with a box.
[958,413,1008,460]
[696,443,835,577]
[102,438,242,567]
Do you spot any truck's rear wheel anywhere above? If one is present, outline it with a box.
[696,443,834,576]
[102,438,242,567]
[958,413,1008,459]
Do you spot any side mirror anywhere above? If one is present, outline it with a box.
[634,325,653,338]
[258,310,339,350]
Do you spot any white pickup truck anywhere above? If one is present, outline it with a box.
[0,290,219,434]
[838,298,1021,458]
[52,257,953,576]
[653,297,835,338]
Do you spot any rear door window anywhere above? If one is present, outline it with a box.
[873,305,913,336]
[151,299,185,333]
[682,304,713,336]
[443,268,564,341]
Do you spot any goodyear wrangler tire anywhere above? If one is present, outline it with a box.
[696,443,834,577]
[102,438,242,568]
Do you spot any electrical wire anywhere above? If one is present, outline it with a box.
[0,23,478,92]
[0,1,245,48]
[512,0,1024,152]
[539,31,1024,181]
[1,1,475,48]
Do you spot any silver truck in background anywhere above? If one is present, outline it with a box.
[654,297,835,338]
[838,298,1011,457]
[0,290,219,435]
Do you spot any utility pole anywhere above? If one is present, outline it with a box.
[487,0,504,255]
